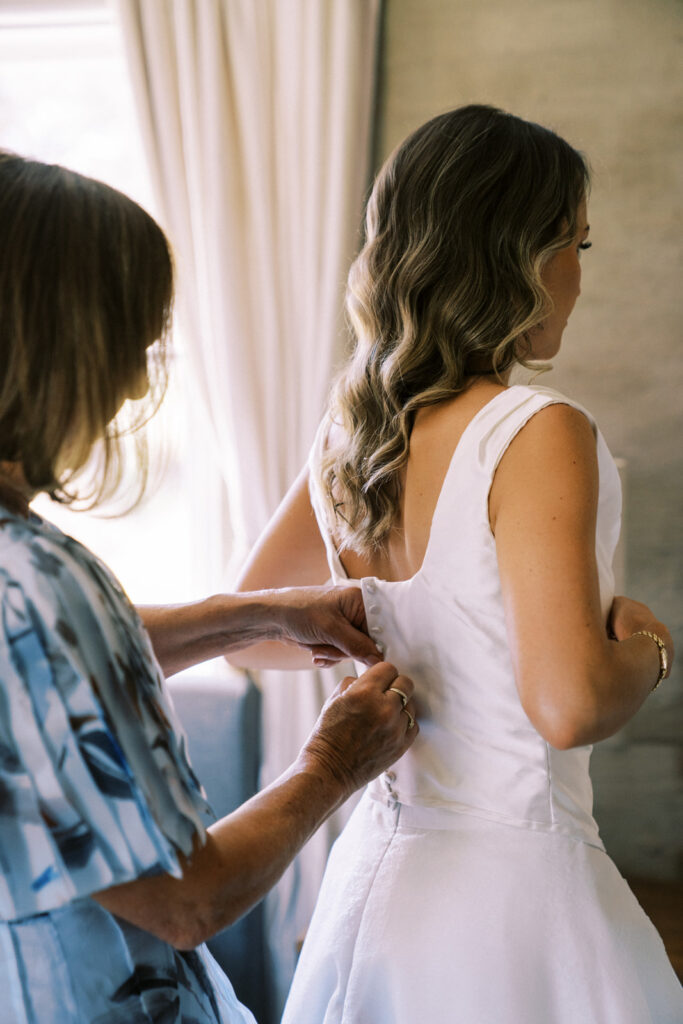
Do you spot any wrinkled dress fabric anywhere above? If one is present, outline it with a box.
[0,506,255,1024]
[282,384,683,1024]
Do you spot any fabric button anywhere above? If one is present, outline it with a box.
[384,770,396,783]
[368,604,380,614]
[373,625,384,635]
[365,580,377,594]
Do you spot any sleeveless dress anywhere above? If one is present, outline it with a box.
[281,384,683,1024]
[0,505,256,1024]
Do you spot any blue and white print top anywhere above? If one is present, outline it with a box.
[0,503,256,1023]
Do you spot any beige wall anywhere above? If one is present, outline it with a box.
[376,0,683,879]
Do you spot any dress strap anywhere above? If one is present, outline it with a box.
[420,384,598,582]
[478,384,596,477]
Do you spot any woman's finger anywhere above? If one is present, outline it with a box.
[320,616,383,664]
[310,643,344,659]
[383,673,414,701]
[401,699,418,731]
[310,644,347,667]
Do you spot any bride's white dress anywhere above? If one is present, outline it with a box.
[282,384,683,1024]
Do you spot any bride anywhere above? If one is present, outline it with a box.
[232,105,682,1022]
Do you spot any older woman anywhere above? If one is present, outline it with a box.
[0,150,418,1024]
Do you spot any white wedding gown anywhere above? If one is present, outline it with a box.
[281,385,683,1024]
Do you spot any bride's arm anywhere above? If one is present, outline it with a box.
[229,464,346,670]
[490,403,672,750]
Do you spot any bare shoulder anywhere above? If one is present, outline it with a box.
[489,401,598,534]
[502,400,596,467]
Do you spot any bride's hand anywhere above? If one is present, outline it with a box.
[608,595,674,673]
[269,586,382,667]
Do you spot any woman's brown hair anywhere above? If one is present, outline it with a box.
[0,151,173,505]
[314,105,590,555]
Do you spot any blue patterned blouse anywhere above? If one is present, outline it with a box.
[0,503,256,1023]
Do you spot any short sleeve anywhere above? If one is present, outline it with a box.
[0,524,211,922]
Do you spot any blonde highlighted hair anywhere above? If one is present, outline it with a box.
[316,105,590,555]
[0,151,173,505]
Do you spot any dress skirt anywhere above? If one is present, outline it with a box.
[282,791,682,1024]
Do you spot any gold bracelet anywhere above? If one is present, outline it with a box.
[631,630,668,691]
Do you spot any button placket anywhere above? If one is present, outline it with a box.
[364,580,386,656]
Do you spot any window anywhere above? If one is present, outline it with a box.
[0,1,205,604]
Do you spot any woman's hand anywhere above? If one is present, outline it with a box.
[93,660,418,949]
[608,595,674,676]
[297,661,419,798]
[138,585,380,676]
[268,585,383,667]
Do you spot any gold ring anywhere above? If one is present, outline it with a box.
[401,707,415,729]
[387,686,409,708]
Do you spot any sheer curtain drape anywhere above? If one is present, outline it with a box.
[115,0,381,1012]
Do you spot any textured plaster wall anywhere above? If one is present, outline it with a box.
[376,0,683,879]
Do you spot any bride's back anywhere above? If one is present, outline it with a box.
[337,380,507,584]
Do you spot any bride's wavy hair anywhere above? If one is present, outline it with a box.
[316,104,590,555]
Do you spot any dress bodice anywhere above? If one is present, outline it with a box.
[309,385,622,847]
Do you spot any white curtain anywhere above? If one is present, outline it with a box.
[115,0,381,1014]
